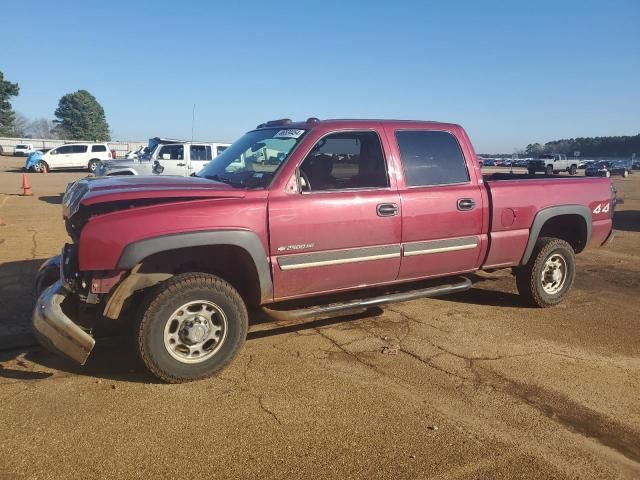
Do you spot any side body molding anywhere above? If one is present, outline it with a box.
[116,230,273,303]
[520,205,592,265]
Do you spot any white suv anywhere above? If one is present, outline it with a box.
[36,143,112,172]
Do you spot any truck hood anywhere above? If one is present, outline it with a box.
[63,175,245,219]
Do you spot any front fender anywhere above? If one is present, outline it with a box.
[116,230,273,303]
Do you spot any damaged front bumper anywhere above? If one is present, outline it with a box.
[32,259,95,364]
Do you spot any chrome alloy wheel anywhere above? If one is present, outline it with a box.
[540,253,567,295]
[163,300,227,364]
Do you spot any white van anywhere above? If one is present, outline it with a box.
[14,143,34,156]
[36,143,112,172]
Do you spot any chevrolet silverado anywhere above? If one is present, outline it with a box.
[33,118,616,382]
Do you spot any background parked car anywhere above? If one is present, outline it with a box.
[482,158,496,166]
[14,143,34,156]
[585,160,631,178]
[27,143,112,173]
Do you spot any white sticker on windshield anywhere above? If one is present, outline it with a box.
[274,129,305,139]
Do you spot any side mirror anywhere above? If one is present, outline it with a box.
[152,160,165,174]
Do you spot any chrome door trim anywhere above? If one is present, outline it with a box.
[277,244,401,271]
[403,236,479,257]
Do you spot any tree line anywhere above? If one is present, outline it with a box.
[0,70,110,141]
[525,134,639,158]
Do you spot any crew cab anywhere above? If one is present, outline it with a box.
[95,141,230,177]
[528,153,579,175]
[33,118,616,383]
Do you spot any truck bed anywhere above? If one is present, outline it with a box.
[480,173,614,269]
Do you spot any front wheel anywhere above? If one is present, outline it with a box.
[569,165,577,175]
[515,237,576,308]
[134,273,248,383]
[545,165,554,175]
[34,160,49,173]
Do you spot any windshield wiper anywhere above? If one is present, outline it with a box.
[204,174,231,184]
[203,173,244,188]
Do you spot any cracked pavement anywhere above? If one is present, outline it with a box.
[0,156,639,479]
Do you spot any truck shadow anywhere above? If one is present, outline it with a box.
[613,210,640,232]
[0,307,386,384]
[445,287,525,308]
[39,195,63,205]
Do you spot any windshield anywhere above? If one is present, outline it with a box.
[196,128,306,188]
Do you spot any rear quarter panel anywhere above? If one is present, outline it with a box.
[483,176,613,267]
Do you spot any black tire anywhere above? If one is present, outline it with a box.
[33,263,59,300]
[569,165,577,175]
[88,159,100,172]
[515,237,576,308]
[545,165,554,175]
[134,273,248,383]
[34,160,49,173]
[528,168,536,175]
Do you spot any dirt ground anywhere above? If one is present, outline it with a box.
[0,155,639,479]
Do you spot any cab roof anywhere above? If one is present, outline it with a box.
[254,118,462,132]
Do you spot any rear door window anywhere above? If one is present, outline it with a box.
[71,145,88,154]
[91,145,107,152]
[395,131,469,187]
[190,145,212,161]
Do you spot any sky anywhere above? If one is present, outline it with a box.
[1,0,638,152]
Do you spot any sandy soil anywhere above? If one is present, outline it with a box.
[0,156,638,479]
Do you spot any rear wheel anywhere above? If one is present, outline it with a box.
[515,237,575,308]
[569,165,577,175]
[134,273,248,383]
[545,165,554,175]
[88,159,100,173]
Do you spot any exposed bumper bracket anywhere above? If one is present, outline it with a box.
[32,279,95,364]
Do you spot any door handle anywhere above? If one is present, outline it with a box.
[457,198,476,211]
[377,203,399,217]
[177,162,186,166]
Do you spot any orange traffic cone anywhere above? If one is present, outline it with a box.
[21,174,33,196]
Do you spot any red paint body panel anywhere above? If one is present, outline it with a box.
[79,191,269,271]
[64,119,614,306]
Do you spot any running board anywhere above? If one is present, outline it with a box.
[262,277,472,322]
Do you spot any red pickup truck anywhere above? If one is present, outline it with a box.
[33,118,616,382]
